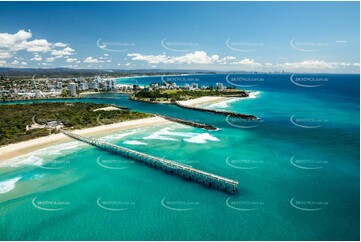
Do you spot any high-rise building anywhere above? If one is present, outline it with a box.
[56,81,62,90]
[216,82,224,90]
[103,79,116,91]
[68,82,77,96]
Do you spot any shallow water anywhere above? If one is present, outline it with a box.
[0,74,359,240]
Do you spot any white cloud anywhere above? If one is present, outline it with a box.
[46,57,55,62]
[220,56,236,62]
[0,60,6,66]
[0,30,77,67]
[83,56,99,63]
[51,47,75,56]
[128,51,220,65]
[0,52,12,59]
[231,58,262,66]
[53,42,67,47]
[104,54,109,57]
[0,29,32,51]
[11,60,19,65]
[31,54,42,61]
[22,39,51,52]
[277,59,361,71]
[0,30,51,53]
[66,58,78,63]
[278,60,335,69]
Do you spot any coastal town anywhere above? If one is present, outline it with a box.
[0,75,120,100]
[0,74,235,101]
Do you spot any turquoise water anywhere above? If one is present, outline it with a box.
[0,74,359,240]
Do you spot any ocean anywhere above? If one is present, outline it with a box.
[0,73,359,240]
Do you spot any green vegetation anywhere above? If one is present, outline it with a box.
[0,102,152,146]
[60,89,71,97]
[131,89,248,103]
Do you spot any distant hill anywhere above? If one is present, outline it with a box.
[0,67,219,77]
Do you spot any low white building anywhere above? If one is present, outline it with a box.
[183,84,190,90]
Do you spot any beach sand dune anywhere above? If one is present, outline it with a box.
[0,116,170,163]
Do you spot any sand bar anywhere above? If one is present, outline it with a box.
[177,96,234,107]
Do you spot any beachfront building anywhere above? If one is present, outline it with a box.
[89,81,98,89]
[95,76,102,83]
[192,83,199,90]
[68,82,77,96]
[216,82,224,90]
[151,83,159,88]
[56,81,62,90]
[47,121,64,129]
[102,79,116,91]
[79,82,89,91]
[34,90,43,98]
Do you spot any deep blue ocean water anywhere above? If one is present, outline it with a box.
[0,74,359,240]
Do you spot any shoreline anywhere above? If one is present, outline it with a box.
[177,96,237,107]
[0,116,171,163]
[177,92,259,107]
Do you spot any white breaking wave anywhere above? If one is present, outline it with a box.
[123,140,148,145]
[207,91,260,109]
[2,141,84,168]
[40,141,84,155]
[247,91,260,99]
[0,176,22,194]
[208,98,240,109]
[143,127,194,141]
[183,133,220,144]
[143,127,219,144]
[99,130,137,141]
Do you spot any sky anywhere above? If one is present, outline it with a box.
[0,1,359,73]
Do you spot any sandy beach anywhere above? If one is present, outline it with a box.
[177,96,233,107]
[0,116,170,162]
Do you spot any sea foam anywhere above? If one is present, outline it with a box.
[208,98,241,109]
[2,141,84,168]
[207,91,260,109]
[143,127,219,144]
[183,133,220,144]
[0,176,22,194]
[123,140,148,145]
[143,127,194,141]
[99,130,137,141]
